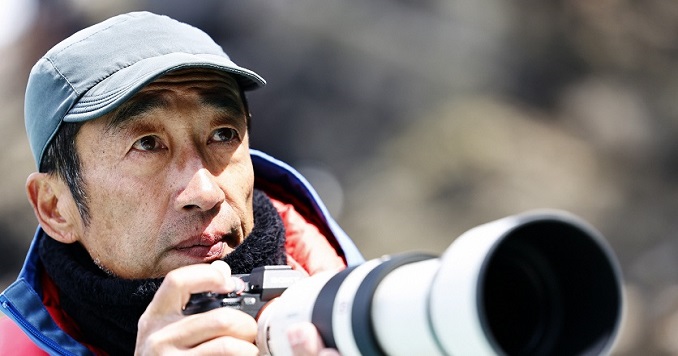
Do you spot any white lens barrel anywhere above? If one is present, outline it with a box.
[429,216,516,355]
[258,210,623,356]
[259,271,335,356]
[371,258,444,356]
[328,258,384,356]
[430,210,623,355]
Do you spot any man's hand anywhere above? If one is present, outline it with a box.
[135,260,258,355]
[287,322,340,356]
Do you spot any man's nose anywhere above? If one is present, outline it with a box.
[174,168,225,211]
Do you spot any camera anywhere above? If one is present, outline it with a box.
[183,265,305,318]
[186,210,624,356]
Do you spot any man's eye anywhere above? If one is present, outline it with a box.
[210,128,239,143]
[132,136,164,151]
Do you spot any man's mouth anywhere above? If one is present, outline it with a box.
[174,234,231,259]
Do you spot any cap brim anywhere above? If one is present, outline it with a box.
[63,52,266,123]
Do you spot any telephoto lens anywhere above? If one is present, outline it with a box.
[252,210,623,356]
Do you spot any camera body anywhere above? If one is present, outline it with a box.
[183,265,305,318]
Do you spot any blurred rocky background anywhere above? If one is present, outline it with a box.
[1,0,677,353]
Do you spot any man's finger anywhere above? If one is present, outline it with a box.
[159,307,258,347]
[191,335,259,356]
[287,322,340,356]
[143,261,237,316]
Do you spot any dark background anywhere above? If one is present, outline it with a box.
[2,0,677,353]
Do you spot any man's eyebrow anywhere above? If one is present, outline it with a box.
[199,90,245,117]
[105,92,169,132]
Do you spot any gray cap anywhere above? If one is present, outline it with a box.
[25,11,266,169]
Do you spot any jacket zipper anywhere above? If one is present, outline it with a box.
[1,299,74,356]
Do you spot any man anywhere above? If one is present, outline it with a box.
[0,11,362,355]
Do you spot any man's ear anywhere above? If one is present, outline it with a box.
[26,172,82,244]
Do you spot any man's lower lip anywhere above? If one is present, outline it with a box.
[176,242,226,259]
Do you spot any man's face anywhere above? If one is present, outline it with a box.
[71,69,254,279]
